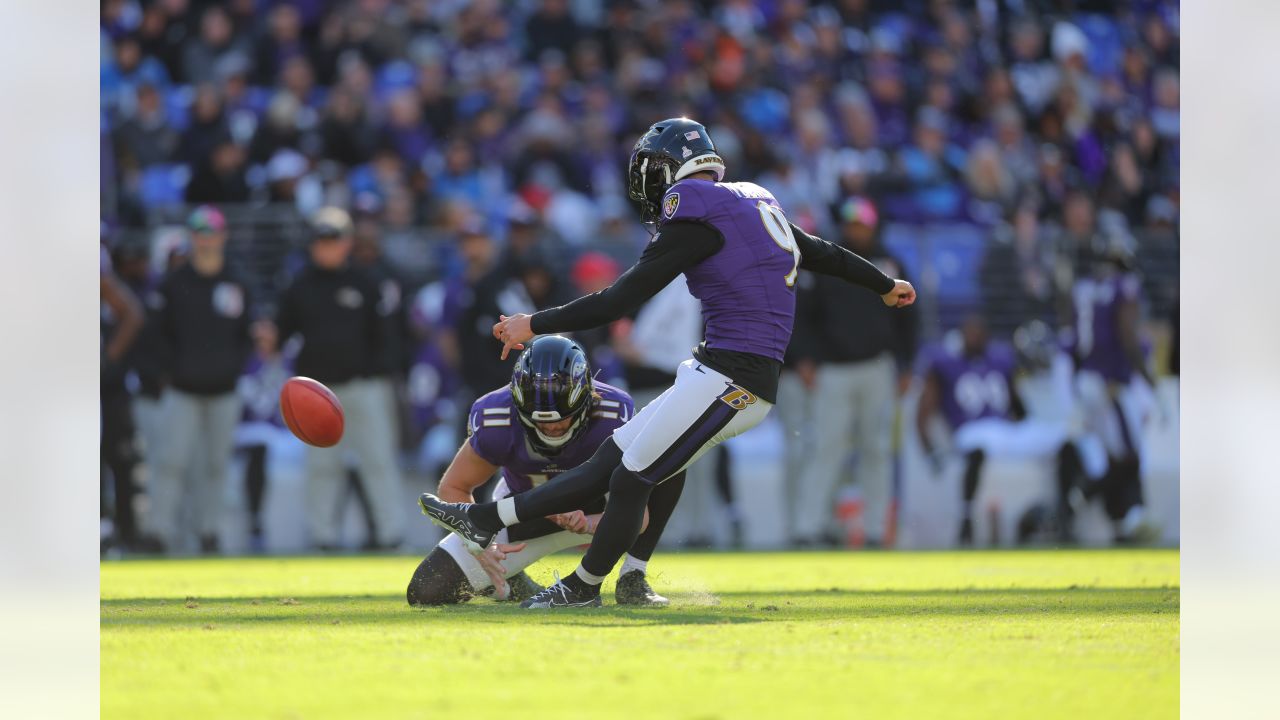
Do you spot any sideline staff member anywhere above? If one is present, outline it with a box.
[266,207,406,549]
[150,205,251,553]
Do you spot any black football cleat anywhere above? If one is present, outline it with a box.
[505,571,546,603]
[520,574,602,609]
[614,570,669,607]
[418,493,495,552]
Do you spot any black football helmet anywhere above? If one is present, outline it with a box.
[510,335,594,454]
[627,118,726,225]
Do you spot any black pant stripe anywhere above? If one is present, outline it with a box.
[638,398,735,483]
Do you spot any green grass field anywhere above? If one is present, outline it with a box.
[101,549,1178,719]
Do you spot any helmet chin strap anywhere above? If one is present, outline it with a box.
[533,423,575,448]
[522,412,585,449]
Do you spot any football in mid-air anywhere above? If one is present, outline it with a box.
[279,377,344,447]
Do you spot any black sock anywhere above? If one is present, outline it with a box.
[581,464,654,578]
[469,501,503,531]
[560,571,598,595]
[627,470,685,562]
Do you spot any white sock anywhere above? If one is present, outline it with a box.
[620,554,648,576]
[574,565,605,586]
[496,497,521,527]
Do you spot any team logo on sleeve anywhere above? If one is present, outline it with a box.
[718,383,758,411]
[663,193,680,219]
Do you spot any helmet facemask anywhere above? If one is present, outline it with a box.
[628,150,677,227]
[518,401,590,450]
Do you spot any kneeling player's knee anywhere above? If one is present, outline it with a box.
[406,550,471,607]
[406,576,453,606]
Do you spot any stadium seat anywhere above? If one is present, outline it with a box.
[165,85,194,132]
[1076,14,1125,76]
[138,164,191,210]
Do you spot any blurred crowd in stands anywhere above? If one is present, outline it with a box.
[99,0,1179,554]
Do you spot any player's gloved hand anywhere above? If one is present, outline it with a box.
[474,542,527,600]
[548,511,590,534]
[881,279,917,308]
[492,313,535,360]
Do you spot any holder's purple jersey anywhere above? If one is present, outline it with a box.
[466,381,634,494]
[1073,272,1141,383]
[660,178,800,362]
[920,340,1017,429]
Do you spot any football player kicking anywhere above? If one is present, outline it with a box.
[406,335,682,607]
[420,117,915,609]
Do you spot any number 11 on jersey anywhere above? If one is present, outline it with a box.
[756,200,801,287]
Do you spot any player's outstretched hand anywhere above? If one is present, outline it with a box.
[882,279,917,308]
[475,542,527,600]
[492,313,535,359]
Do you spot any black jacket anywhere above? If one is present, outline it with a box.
[358,258,412,379]
[792,244,917,369]
[276,263,384,386]
[455,267,521,395]
[154,264,252,395]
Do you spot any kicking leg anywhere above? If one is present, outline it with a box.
[419,437,621,550]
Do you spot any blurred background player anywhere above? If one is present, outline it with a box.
[264,207,406,550]
[149,206,252,553]
[100,240,146,553]
[405,280,462,479]
[234,327,292,553]
[1069,232,1157,543]
[791,196,917,547]
[916,315,1091,545]
[407,336,681,606]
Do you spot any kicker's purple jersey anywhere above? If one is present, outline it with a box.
[467,380,634,494]
[660,178,799,362]
[1073,272,1142,383]
[920,340,1017,429]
